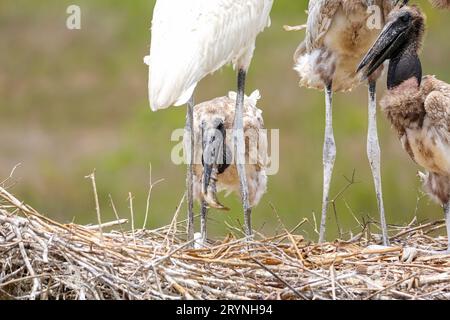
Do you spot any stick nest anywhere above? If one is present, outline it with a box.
[0,186,449,300]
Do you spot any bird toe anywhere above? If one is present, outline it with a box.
[402,247,419,263]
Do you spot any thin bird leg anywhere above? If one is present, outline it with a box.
[200,200,208,245]
[445,202,450,253]
[234,69,252,239]
[186,95,195,242]
[245,208,252,240]
[319,82,336,244]
[367,81,389,246]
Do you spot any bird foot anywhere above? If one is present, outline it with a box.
[193,232,207,249]
[401,247,450,263]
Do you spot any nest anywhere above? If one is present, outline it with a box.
[0,186,449,300]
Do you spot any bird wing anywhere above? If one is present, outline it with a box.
[296,0,395,59]
[148,0,273,111]
[423,76,450,130]
[304,0,341,51]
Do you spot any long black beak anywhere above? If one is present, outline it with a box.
[356,15,409,79]
[202,122,223,192]
[201,120,229,211]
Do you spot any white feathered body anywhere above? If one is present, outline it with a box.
[147,0,273,111]
[295,0,394,91]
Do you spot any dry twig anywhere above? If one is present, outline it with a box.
[0,186,449,300]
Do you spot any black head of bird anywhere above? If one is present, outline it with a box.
[357,5,425,89]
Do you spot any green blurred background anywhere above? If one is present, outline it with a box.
[0,0,449,241]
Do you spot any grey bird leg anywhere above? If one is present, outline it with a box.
[186,95,195,243]
[367,81,389,246]
[445,202,450,253]
[200,200,208,245]
[319,82,336,244]
[234,69,252,239]
[245,207,253,239]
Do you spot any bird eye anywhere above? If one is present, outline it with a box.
[400,13,411,23]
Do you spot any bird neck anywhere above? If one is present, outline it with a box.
[387,47,422,90]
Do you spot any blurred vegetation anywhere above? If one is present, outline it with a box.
[0,0,449,241]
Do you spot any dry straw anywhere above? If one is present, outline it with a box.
[0,185,449,300]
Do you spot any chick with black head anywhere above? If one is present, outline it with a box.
[358,5,450,255]
[184,90,268,246]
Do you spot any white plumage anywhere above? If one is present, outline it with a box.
[146,0,273,241]
[146,0,273,111]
